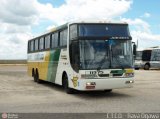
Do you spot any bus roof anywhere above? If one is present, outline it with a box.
[144,46,160,50]
[68,20,128,25]
[29,20,129,41]
[29,23,68,41]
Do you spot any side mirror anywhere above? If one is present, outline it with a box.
[132,43,137,58]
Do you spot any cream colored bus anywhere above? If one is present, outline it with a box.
[28,21,135,94]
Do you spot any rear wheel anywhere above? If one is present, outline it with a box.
[35,70,42,84]
[33,70,37,82]
[63,74,74,94]
[144,64,150,70]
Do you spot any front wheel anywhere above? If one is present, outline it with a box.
[63,75,74,94]
[144,64,150,70]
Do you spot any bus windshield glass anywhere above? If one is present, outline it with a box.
[136,51,142,60]
[79,39,133,70]
[111,40,133,69]
[79,24,130,37]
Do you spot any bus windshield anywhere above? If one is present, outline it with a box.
[70,23,133,71]
[79,24,130,37]
[136,51,142,60]
[79,39,133,70]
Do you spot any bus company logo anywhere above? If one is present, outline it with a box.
[98,71,104,74]
[2,113,7,119]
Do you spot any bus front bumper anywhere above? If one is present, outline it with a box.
[75,78,134,91]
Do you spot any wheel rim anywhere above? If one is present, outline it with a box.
[145,65,149,70]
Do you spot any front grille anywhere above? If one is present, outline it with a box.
[98,74,109,77]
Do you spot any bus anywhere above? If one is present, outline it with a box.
[135,47,160,70]
[27,21,135,94]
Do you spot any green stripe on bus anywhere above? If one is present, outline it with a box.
[47,49,61,83]
[110,70,125,74]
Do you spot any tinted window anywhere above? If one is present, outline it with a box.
[35,39,39,51]
[142,50,151,61]
[151,49,160,61]
[51,34,54,48]
[28,41,31,52]
[79,24,130,37]
[54,32,59,47]
[60,29,68,46]
[70,40,79,72]
[51,32,59,48]
[39,37,44,50]
[45,35,50,49]
[136,51,142,60]
[70,25,77,40]
[31,40,34,52]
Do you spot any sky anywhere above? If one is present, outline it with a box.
[0,0,160,59]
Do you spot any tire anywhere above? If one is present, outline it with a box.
[104,89,112,93]
[33,71,37,82]
[35,70,42,84]
[63,74,74,94]
[144,64,150,70]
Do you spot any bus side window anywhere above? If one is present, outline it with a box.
[51,33,54,48]
[39,37,44,50]
[51,32,59,48]
[70,41,79,72]
[35,39,39,51]
[64,29,68,46]
[45,35,51,49]
[28,41,31,53]
[31,40,34,52]
[70,25,77,40]
[60,29,68,47]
